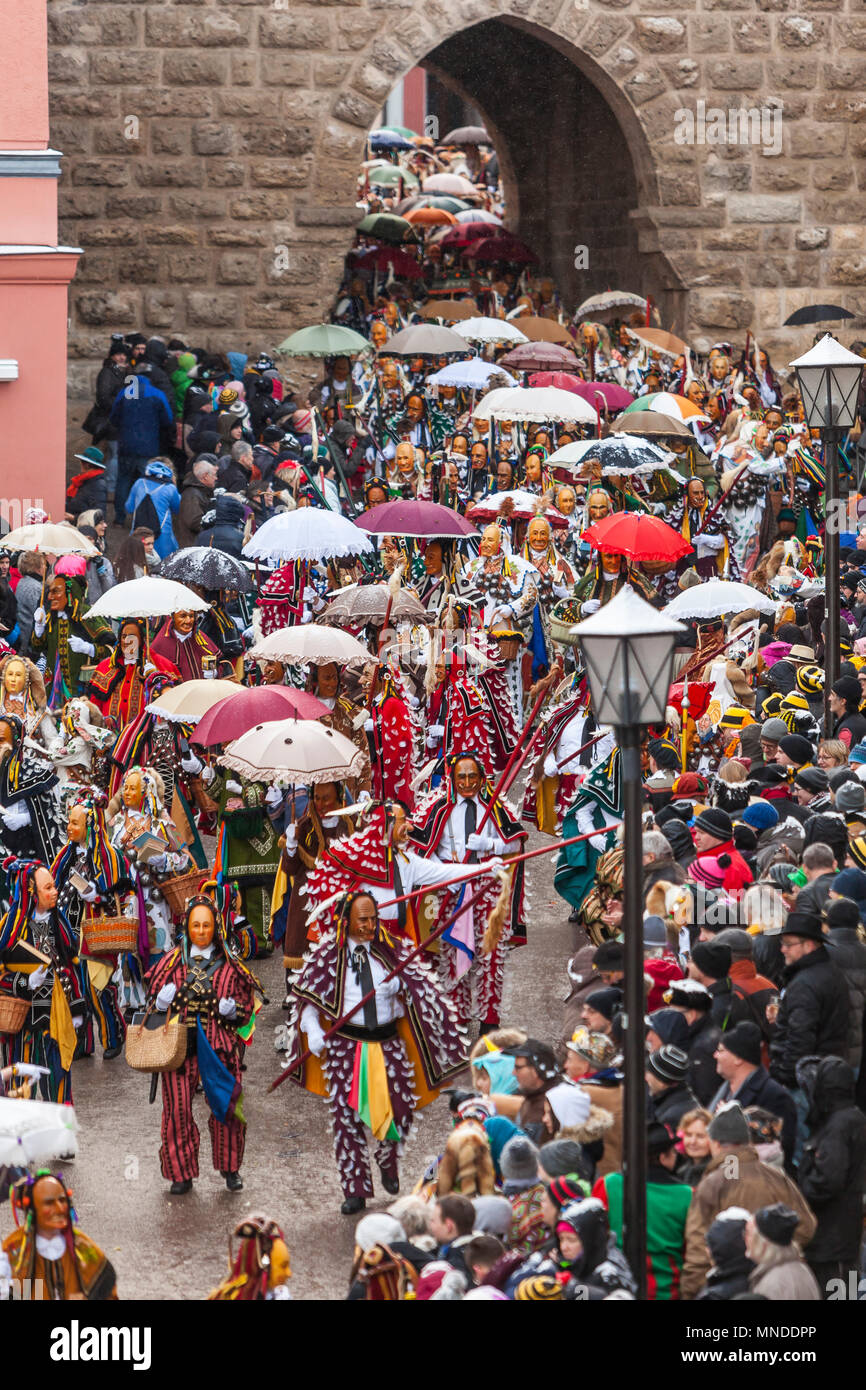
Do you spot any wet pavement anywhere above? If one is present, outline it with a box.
[0,834,571,1299]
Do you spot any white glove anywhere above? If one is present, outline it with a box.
[428,724,444,739]
[218,997,237,1019]
[156,982,177,1011]
[284,824,298,851]
[181,752,203,775]
[80,882,99,903]
[201,763,215,785]
[11,1062,50,1080]
[303,585,318,603]
[363,717,375,732]
[33,607,47,637]
[242,625,254,642]
[1,802,31,831]
[378,976,401,1000]
[72,1013,84,1030]
[582,599,601,615]
[543,752,559,778]
[483,856,504,875]
[695,532,725,552]
[358,790,372,804]
[265,786,283,808]
[467,832,490,851]
[306,1027,325,1057]
[28,966,49,991]
[203,668,216,679]
[68,636,95,657]
[226,779,243,795]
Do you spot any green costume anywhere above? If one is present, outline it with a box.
[210,769,280,956]
[594,1168,693,1301]
[30,576,113,707]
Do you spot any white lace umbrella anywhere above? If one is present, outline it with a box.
[146,678,239,724]
[0,522,99,558]
[220,718,366,787]
[249,624,371,666]
[453,317,528,346]
[242,509,373,562]
[663,580,778,620]
[482,386,596,424]
[427,360,516,390]
[0,1096,79,1165]
[85,576,209,620]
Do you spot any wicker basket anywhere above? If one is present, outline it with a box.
[83,915,140,956]
[161,868,204,918]
[125,1013,188,1073]
[549,597,582,646]
[0,995,31,1036]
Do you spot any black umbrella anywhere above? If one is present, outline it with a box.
[441,125,490,146]
[160,546,253,592]
[784,304,855,327]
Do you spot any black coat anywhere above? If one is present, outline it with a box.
[769,945,850,1088]
[198,495,247,560]
[683,1012,722,1107]
[710,1066,798,1170]
[753,931,785,987]
[825,928,866,1072]
[86,359,127,441]
[798,1057,866,1263]
[651,1079,699,1130]
[695,1215,753,1301]
[708,977,754,1033]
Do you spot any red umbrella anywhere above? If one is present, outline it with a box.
[192,686,329,747]
[570,379,635,413]
[438,222,497,248]
[581,512,693,563]
[465,236,538,265]
[356,499,478,539]
[348,246,424,279]
[499,341,581,373]
[528,372,587,395]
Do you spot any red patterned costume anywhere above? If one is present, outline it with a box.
[365,673,416,809]
[149,618,222,682]
[89,623,181,731]
[425,668,494,776]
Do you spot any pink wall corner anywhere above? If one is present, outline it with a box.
[0,0,49,149]
[0,178,58,246]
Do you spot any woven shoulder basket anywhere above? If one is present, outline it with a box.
[83,895,139,957]
[0,995,31,1036]
[161,868,203,918]
[549,597,582,646]
[125,1010,188,1073]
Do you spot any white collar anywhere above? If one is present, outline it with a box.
[36,1232,67,1261]
[347,937,369,953]
[32,909,51,922]
[190,944,215,960]
[174,629,191,643]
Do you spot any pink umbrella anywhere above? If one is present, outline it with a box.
[528,372,586,396]
[570,379,635,413]
[192,685,328,747]
[356,499,478,539]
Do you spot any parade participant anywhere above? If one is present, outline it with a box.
[149,607,223,682]
[145,895,255,1194]
[463,521,539,635]
[411,753,527,1031]
[1,1171,117,1300]
[88,617,181,730]
[195,762,280,958]
[0,654,56,748]
[276,779,356,970]
[423,642,494,776]
[572,548,658,618]
[668,477,738,580]
[208,1214,292,1301]
[359,660,416,809]
[30,572,114,707]
[523,514,576,600]
[523,687,614,833]
[306,660,371,796]
[0,860,85,1102]
[287,890,466,1213]
[0,714,61,865]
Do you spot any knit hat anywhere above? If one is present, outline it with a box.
[781,909,824,942]
[591,940,625,973]
[740,801,780,833]
[262,424,285,444]
[664,977,712,1010]
[713,927,753,958]
[832,675,861,706]
[538,1137,585,1178]
[647,1121,677,1156]
[794,765,829,793]
[642,915,667,948]
[835,781,866,813]
[645,1044,689,1084]
[502,1038,559,1081]
[718,706,755,731]
[691,940,732,979]
[500,1135,541,1182]
[849,739,866,765]
[585,986,622,1021]
[832,867,866,905]
[545,1082,592,1132]
[778,734,813,766]
[795,664,825,694]
[823,898,860,931]
[759,717,789,743]
[671,772,710,800]
[514,1275,564,1301]
[754,1203,799,1247]
[733,823,757,854]
[565,1027,617,1068]
[693,807,733,841]
[719,1020,762,1066]
[471,1194,512,1237]
[546,1175,586,1211]
[645,1007,690,1047]
[707,1101,751,1145]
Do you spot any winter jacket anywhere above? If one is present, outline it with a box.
[797,1056,866,1264]
[794,872,837,918]
[125,463,181,559]
[198,494,247,559]
[682,1011,722,1107]
[825,927,866,1072]
[707,975,754,1034]
[748,1245,821,1299]
[15,557,44,656]
[175,473,214,549]
[85,555,114,608]
[651,1080,700,1131]
[66,470,108,518]
[580,1070,623,1177]
[752,929,785,987]
[218,455,255,493]
[142,338,175,411]
[594,1164,692,1300]
[87,358,127,440]
[769,944,850,1086]
[709,1065,798,1170]
[108,375,173,457]
[251,443,282,483]
[728,958,778,1044]
[681,1144,816,1299]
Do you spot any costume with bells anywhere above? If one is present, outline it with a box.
[29,573,113,707]
[1,1170,117,1301]
[88,616,181,730]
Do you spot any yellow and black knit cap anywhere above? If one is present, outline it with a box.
[718,706,755,730]
[795,664,824,695]
[849,836,866,871]
[761,693,784,718]
[514,1275,564,1301]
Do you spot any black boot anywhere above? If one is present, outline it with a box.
[223,1171,243,1192]
[340,1195,366,1216]
[380,1172,400,1196]
[102,1044,123,1061]
[169,1179,193,1195]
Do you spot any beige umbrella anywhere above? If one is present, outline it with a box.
[321,583,430,626]
[249,624,371,667]
[0,521,99,558]
[628,327,691,358]
[146,678,239,724]
[507,316,573,345]
[220,718,366,787]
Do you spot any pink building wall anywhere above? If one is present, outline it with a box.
[0,0,78,524]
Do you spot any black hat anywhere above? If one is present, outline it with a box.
[754,1203,799,1247]
[708,1101,751,1145]
[503,1038,560,1081]
[585,986,622,1021]
[693,807,733,842]
[832,676,861,707]
[691,940,732,979]
[262,425,285,444]
[664,978,712,1011]
[749,763,790,788]
[645,1044,689,1084]
[720,1021,762,1066]
[823,898,860,932]
[591,940,625,973]
[646,1121,676,1156]
[648,738,681,772]
[778,734,814,766]
[660,819,694,860]
[733,823,758,853]
[794,766,829,793]
[781,909,824,942]
[645,1008,690,1047]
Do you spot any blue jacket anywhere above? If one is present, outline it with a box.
[126,462,181,557]
[109,375,173,456]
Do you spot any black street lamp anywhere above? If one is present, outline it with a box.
[790,334,865,731]
[571,585,685,1300]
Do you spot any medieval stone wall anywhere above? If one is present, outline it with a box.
[48,0,866,407]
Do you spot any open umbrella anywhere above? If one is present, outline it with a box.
[442,125,490,145]
[427,359,516,390]
[85,576,209,621]
[456,208,503,226]
[0,1096,79,1165]
[249,624,371,667]
[612,410,692,438]
[622,391,707,423]
[481,385,596,425]
[528,372,589,396]
[575,290,648,320]
[356,213,418,244]
[627,327,690,358]
[468,237,538,265]
[242,510,372,563]
[549,434,674,475]
[404,206,457,226]
[422,173,479,197]
[0,521,99,558]
[581,512,692,562]
[383,324,470,357]
[468,492,569,528]
[221,718,366,788]
[415,195,469,214]
[505,317,574,346]
[368,128,416,152]
[568,379,634,413]
[146,678,239,724]
[366,165,419,191]
[321,584,430,626]
[784,304,856,327]
[159,547,253,593]
[500,341,581,373]
[453,317,528,346]
[439,222,501,249]
[356,500,478,540]
[662,579,777,621]
[192,685,328,747]
[276,324,370,358]
[419,298,479,321]
[348,246,424,279]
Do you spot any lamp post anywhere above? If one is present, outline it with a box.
[571,585,685,1300]
[789,335,865,732]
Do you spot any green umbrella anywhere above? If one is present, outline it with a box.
[356,213,418,244]
[276,324,370,358]
[367,165,419,189]
[389,125,419,139]
[417,196,469,214]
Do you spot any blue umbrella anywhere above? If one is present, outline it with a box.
[368,127,416,152]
